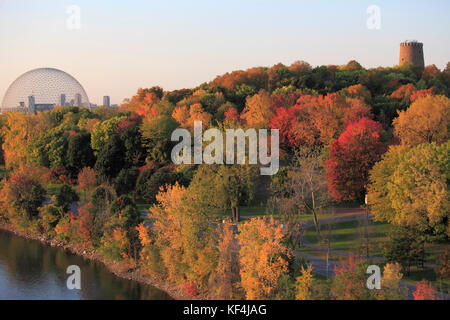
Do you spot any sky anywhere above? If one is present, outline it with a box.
[0,0,449,105]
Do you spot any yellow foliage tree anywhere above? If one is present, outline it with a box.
[393,95,449,145]
[1,112,48,169]
[373,263,408,300]
[172,103,212,131]
[295,265,314,300]
[240,90,273,128]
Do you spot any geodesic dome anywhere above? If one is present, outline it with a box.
[1,68,89,111]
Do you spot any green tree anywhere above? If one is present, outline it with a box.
[67,132,95,177]
[141,115,178,163]
[55,184,79,212]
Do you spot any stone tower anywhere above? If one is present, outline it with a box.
[399,40,424,68]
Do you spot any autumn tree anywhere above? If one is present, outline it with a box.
[208,220,242,299]
[1,112,48,169]
[240,90,273,128]
[325,118,386,202]
[331,256,373,300]
[150,183,218,288]
[0,172,46,228]
[295,265,314,300]
[172,103,212,131]
[435,247,450,280]
[393,95,449,146]
[77,167,98,199]
[413,280,436,300]
[373,263,408,300]
[268,146,329,242]
[238,217,291,300]
[189,164,259,223]
[368,142,449,238]
[270,93,372,148]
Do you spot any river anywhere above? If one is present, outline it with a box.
[0,229,172,300]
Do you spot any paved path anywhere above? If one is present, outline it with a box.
[295,208,448,300]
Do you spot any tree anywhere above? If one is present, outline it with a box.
[39,205,64,236]
[114,167,140,196]
[189,164,259,223]
[325,118,385,202]
[140,115,178,163]
[383,227,425,274]
[368,142,449,238]
[172,103,212,131]
[77,167,97,198]
[413,280,436,300]
[72,203,96,248]
[94,134,126,183]
[270,93,372,148]
[91,116,126,154]
[67,131,95,177]
[373,263,408,300]
[331,256,373,300]
[1,112,48,169]
[55,185,79,212]
[0,172,46,224]
[208,220,242,299]
[435,247,450,280]
[238,217,291,300]
[149,183,218,287]
[240,90,273,128]
[393,95,449,146]
[295,265,314,300]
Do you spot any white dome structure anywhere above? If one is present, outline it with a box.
[1,68,89,113]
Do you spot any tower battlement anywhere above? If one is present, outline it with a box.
[399,40,424,68]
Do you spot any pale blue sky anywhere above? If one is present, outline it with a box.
[1,0,449,105]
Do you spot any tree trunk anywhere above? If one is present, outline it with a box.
[310,190,321,241]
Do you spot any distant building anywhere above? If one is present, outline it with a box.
[75,93,82,107]
[399,40,425,69]
[28,95,35,114]
[103,95,111,107]
[60,94,66,107]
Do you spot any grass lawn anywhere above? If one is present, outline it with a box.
[304,220,392,257]
[47,183,64,196]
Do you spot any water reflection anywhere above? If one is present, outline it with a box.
[0,229,172,300]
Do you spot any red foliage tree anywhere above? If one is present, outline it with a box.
[413,280,436,300]
[410,88,434,102]
[270,93,372,147]
[224,107,240,123]
[325,118,386,201]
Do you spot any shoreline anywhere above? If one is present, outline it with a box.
[0,221,193,301]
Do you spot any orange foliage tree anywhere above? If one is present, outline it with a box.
[238,217,290,299]
[413,280,436,300]
[393,94,449,146]
[172,103,212,131]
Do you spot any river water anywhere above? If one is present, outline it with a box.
[0,229,172,300]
